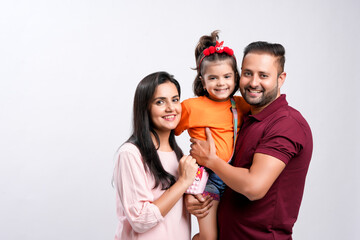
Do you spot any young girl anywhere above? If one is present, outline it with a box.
[113,71,199,240]
[175,31,250,240]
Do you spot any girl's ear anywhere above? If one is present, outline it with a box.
[199,76,206,89]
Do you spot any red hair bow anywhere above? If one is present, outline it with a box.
[199,41,235,69]
[203,41,234,56]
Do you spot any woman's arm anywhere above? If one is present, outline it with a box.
[114,144,197,233]
[153,155,198,216]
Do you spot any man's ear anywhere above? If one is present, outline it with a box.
[278,72,286,88]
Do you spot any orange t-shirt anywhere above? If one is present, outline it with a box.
[175,96,250,162]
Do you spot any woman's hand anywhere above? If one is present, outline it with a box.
[178,155,198,187]
[153,155,198,217]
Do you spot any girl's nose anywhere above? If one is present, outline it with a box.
[217,78,225,86]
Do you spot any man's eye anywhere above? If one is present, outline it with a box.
[244,72,252,76]
[261,74,268,78]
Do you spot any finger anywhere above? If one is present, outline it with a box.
[202,196,213,207]
[191,201,213,218]
[205,127,215,146]
[194,193,205,202]
[193,205,211,217]
[189,149,197,158]
[179,155,186,164]
[190,137,199,144]
[194,210,210,219]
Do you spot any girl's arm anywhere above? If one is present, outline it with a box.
[153,155,198,216]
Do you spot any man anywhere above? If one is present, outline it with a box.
[187,41,313,239]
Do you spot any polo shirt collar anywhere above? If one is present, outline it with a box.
[248,94,288,121]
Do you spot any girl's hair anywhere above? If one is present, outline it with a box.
[127,71,183,190]
[193,30,240,96]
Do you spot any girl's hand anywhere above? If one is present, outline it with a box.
[178,155,198,187]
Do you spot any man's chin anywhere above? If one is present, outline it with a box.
[244,96,263,106]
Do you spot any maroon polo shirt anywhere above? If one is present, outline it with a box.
[218,94,313,240]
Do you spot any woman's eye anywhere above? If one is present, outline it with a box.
[156,100,164,105]
[173,98,179,102]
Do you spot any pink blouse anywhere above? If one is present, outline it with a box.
[113,143,191,240]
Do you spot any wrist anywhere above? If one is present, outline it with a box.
[177,176,192,189]
[205,155,219,170]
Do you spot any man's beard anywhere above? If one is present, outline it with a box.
[241,81,279,108]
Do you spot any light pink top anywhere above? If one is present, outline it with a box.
[113,143,191,240]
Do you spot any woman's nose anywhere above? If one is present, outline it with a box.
[166,102,175,111]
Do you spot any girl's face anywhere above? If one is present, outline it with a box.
[201,59,236,102]
[149,81,181,134]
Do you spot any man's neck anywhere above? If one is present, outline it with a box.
[250,94,281,115]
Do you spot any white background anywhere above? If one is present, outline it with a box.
[1,0,359,239]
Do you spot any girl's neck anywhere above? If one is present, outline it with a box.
[205,95,231,102]
[151,131,173,152]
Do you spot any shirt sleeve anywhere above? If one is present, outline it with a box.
[174,101,190,136]
[114,144,164,233]
[255,116,305,164]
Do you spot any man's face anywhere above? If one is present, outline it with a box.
[239,52,285,114]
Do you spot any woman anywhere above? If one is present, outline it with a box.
[113,71,198,239]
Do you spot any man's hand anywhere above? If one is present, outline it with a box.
[184,194,213,218]
[190,128,217,167]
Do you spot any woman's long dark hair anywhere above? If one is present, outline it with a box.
[127,71,183,190]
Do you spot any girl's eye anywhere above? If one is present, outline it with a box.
[225,75,231,79]
[156,100,164,105]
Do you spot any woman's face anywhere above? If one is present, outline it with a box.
[149,81,181,134]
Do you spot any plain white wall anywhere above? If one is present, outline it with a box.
[1,0,359,239]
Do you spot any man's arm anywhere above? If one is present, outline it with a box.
[190,128,286,201]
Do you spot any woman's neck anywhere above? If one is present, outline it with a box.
[151,131,173,152]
